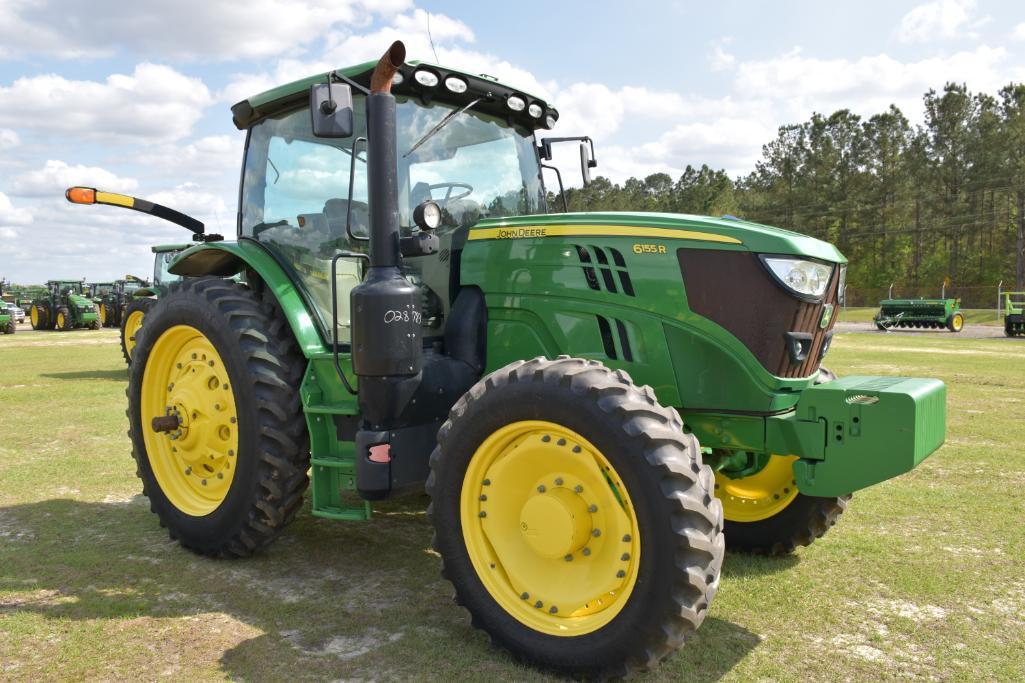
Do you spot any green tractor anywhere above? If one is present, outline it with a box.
[117,245,187,363]
[93,276,148,328]
[29,279,100,331]
[1004,291,1025,337]
[66,42,948,677]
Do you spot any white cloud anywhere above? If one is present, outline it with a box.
[0,0,412,62]
[0,129,18,149]
[1013,23,1025,41]
[0,65,212,143]
[896,0,986,43]
[733,45,1014,119]
[0,191,33,226]
[710,45,737,72]
[11,160,139,198]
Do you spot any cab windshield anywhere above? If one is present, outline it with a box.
[155,252,183,286]
[240,95,546,343]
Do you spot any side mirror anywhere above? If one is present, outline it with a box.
[579,142,594,186]
[310,83,354,138]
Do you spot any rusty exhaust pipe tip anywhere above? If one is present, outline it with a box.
[151,415,181,433]
[370,40,406,94]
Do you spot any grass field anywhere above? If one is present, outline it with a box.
[838,307,1003,326]
[2,328,1024,681]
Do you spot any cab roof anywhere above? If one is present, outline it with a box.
[232,59,556,133]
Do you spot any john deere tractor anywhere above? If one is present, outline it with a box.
[116,244,187,363]
[29,280,100,331]
[93,276,148,329]
[66,42,947,677]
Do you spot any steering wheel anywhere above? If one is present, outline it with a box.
[428,182,473,203]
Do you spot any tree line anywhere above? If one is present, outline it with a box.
[559,82,1025,290]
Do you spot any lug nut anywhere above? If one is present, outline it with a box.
[582,548,591,556]
[549,606,558,614]
[184,467,191,475]
[483,479,491,486]
[574,485,583,493]
[521,592,529,600]
[479,494,487,501]
[621,553,630,561]
[479,511,487,518]
[534,601,543,609]
[617,570,626,578]
[592,529,601,537]
[588,504,598,513]
[557,438,566,446]
[208,360,214,367]
[201,479,207,486]
[541,435,551,442]
[217,473,223,479]
[554,477,563,486]
[564,554,573,562]
[622,534,632,542]
[537,485,546,493]
[572,446,581,453]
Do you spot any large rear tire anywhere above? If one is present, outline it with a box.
[127,277,309,557]
[121,298,154,364]
[30,304,48,330]
[428,357,724,677]
[715,365,851,556]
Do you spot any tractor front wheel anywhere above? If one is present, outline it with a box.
[947,312,964,333]
[55,307,72,331]
[121,298,153,363]
[127,277,309,557]
[714,365,850,556]
[2,320,14,334]
[428,357,724,678]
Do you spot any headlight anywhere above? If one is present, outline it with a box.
[506,95,526,111]
[444,76,467,93]
[414,70,439,87]
[527,103,543,118]
[761,256,833,299]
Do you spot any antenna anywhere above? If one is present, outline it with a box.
[427,12,440,63]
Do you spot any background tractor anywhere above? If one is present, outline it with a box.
[93,276,148,329]
[66,41,948,678]
[29,280,100,331]
[1004,291,1025,337]
[0,279,15,334]
[118,244,187,363]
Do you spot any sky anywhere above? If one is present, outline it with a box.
[1,0,1024,283]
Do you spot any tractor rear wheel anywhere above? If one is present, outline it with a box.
[55,307,72,331]
[127,277,309,557]
[121,298,153,363]
[428,357,724,678]
[947,312,964,332]
[715,365,850,556]
[30,304,48,330]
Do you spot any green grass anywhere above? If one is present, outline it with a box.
[2,328,1024,681]
[839,306,1003,325]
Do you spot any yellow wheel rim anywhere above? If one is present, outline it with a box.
[140,325,238,516]
[99,304,108,325]
[30,306,40,327]
[56,312,65,329]
[952,314,964,331]
[461,420,640,637]
[125,309,145,359]
[715,455,799,522]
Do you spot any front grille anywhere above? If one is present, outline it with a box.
[678,249,838,378]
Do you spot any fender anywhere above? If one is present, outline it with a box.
[169,239,327,357]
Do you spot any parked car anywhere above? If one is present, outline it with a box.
[3,303,25,323]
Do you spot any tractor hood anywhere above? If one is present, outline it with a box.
[471,212,846,264]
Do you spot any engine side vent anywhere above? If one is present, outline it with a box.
[596,315,635,362]
[573,245,635,296]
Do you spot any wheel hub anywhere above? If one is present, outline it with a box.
[519,486,591,559]
[714,454,799,522]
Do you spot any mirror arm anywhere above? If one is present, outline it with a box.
[330,70,371,97]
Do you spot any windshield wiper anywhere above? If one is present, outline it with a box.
[403,96,485,158]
